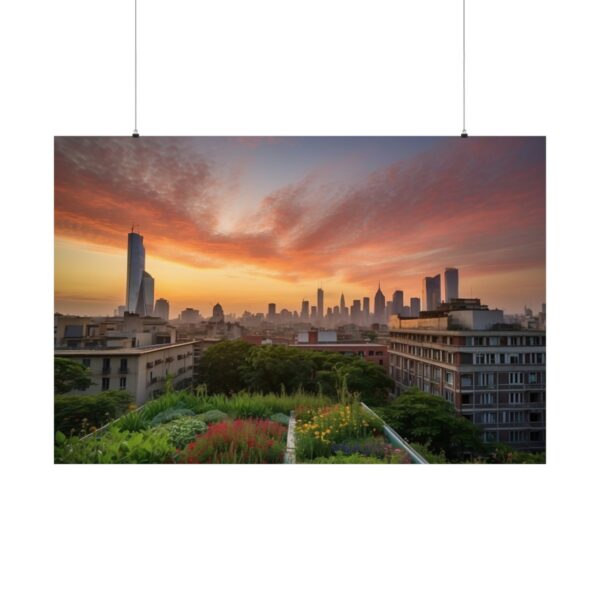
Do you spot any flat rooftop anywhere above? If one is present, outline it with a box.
[54,341,195,356]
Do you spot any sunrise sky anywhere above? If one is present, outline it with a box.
[54,136,545,317]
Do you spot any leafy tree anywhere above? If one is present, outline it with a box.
[54,390,132,435]
[197,340,252,394]
[242,345,316,394]
[54,357,93,394]
[196,341,394,402]
[377,388,484,461]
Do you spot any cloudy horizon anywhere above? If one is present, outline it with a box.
[54,136,545,317]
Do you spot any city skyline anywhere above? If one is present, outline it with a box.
[55,136,545,316]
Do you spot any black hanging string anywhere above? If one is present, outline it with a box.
[461,0,468,137]
[132,0,139,137]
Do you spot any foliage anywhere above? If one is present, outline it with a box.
[484,444,546,464]
[269,413,290,426]
[54,358,93,394]
[164,417,208,449]
[54,427,175,464]
[150,407,195,427]
[189,391,330,419]
[408,442,448,464]
[376,388,485,461]
[54,391,131,435]
[295,402,383,460]
[176,419,287,464]
[196,341,393,403]
[196,340,253,394]
[198,409,229,423]
[309,452,410,464]
[114,409,149,433]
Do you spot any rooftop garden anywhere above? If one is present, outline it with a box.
[54,386,424,464]
[54,343,545,464]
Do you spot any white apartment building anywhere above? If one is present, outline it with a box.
[55,341,196,405]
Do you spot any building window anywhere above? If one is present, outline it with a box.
[509,372,524,385]
[478,392,495,405]
[119,377,127,390]
[102,377,110,391]
[445,371,454,386]
[461,375,473,387]
[481,412,496,424]
[528,372,539,384]
[102,358,111,373]
[530,431,542,442]
[483,431,497,442]
[509,431,527,443]
[119,358,128,373]
[478,372,495,386]
[509,392,523,404]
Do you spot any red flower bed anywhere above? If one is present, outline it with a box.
[176,419,288,464]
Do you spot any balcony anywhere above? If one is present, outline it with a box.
[119,368,129,374]
[102,367,111,374]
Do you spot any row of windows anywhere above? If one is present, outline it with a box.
[462,392,545,405]
[102,377,127,391]
[483,431,543,443]
[473,411,544,425]
[460,372,545,387]
[474,352,545,365]
[392,334,545,347]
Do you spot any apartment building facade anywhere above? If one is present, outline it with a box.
[55,341,196,405]
[388,312,546,452]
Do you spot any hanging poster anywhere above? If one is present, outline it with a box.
[54,136,546,464]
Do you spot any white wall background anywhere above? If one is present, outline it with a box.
[1,1,599,599]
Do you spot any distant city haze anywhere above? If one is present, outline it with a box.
[54,136,545,316]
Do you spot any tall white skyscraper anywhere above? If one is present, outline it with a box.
[444,267,459,302]
[126,230,155,316]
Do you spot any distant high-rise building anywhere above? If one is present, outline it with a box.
[300,300,309,320]
[350,299,362,324]
[362,297,370,322]
[268,303,277,320]
[135,271,154,316]
[114,305,127,317]
[410,297,420,317]
[340,293,346,312]
[422,274,441,311]
[310,306,317,320]
[154,298,169,321]
[317,288,324,321]
[125,231,155,316]
[385,300,393,321]
[126,231,146,314]
[374,283,386,323]
[392,290,404,315]
[212,303,224,321]
[444,267,459,302]
[180,308,200,323]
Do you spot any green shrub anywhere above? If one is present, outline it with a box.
[164,417,208,448]
[309,452,407,464]
[115,410,149,433]
[54,391,132,435]
[270,413,290,426]
[189,391,331,419]
[150,407,195,427]
[54,428,175,464]
[198,409,229,423]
